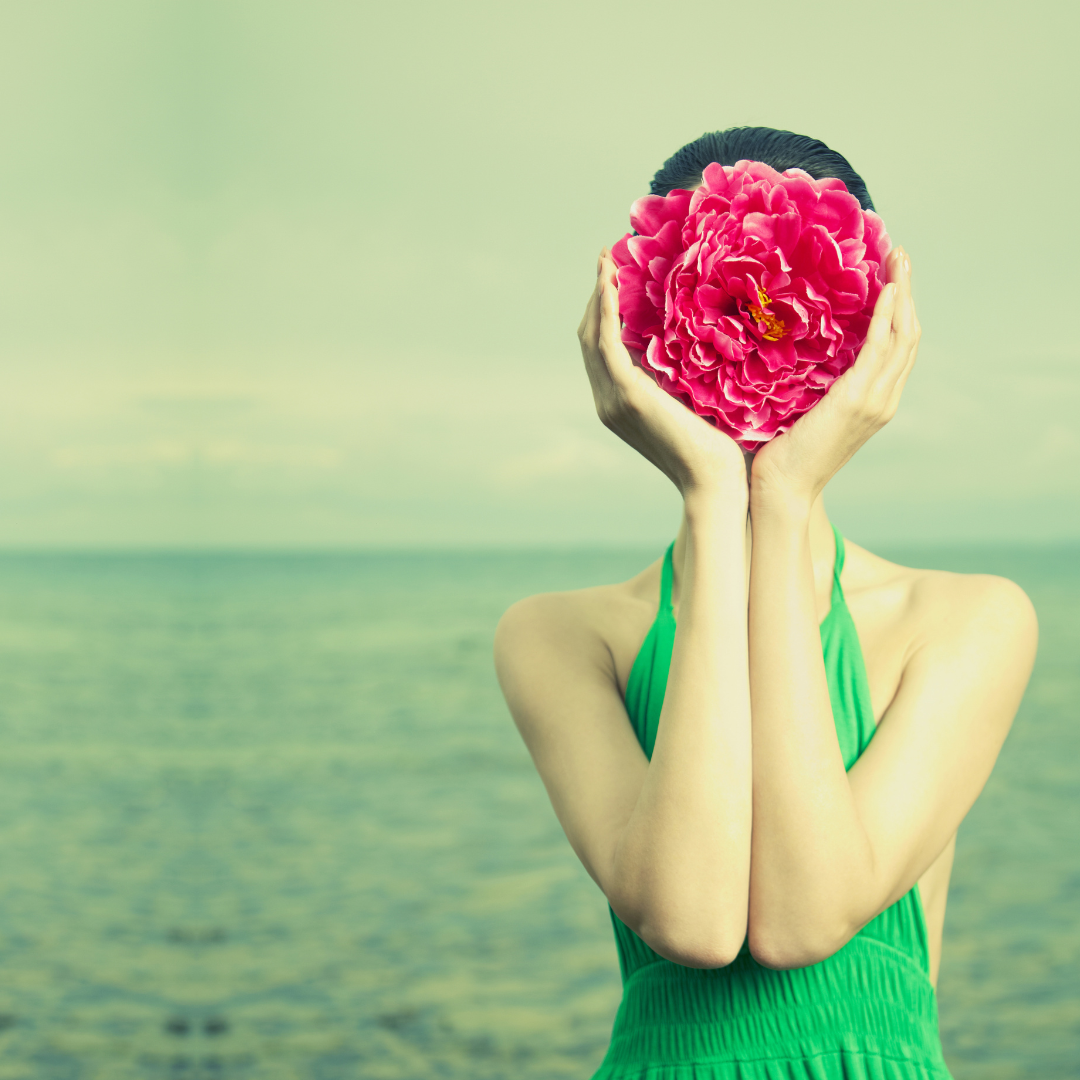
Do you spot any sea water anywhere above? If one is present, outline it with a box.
[0,547,1074,1080]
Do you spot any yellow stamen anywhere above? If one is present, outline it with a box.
[748,285,787,341]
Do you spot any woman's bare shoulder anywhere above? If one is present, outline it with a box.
[494,558,664,681]
[844,540,1038,658]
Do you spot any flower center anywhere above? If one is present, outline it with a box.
[748,286,787,341]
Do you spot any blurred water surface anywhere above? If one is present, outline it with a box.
[0,545,1074,1079]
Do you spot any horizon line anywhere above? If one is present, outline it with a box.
[0,538,1076,557]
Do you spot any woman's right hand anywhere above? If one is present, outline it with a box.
[578,249,747,500]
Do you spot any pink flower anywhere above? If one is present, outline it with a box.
[611,160,891,450]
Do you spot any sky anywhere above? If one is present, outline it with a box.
[0,0,1076,548]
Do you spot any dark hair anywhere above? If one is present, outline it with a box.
[651,126,875,212]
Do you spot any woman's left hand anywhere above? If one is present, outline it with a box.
[750,247,920,512]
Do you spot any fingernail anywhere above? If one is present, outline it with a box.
[903,255,911,274]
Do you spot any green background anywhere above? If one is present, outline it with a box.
[0,0,1076,549]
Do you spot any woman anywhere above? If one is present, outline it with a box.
[494,128,1037,1078]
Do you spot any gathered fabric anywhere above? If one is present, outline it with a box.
[592,529,952,1079]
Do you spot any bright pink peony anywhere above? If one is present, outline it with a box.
[611,160,891,450]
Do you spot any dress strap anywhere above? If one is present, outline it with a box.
[830,524,846,608]
[659,542,675,617]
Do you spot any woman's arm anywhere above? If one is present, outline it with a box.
[615,488,750,966]
[495,251,752,968]
[745,250,1038,968]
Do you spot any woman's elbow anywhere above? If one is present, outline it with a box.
[747,920,851,970]
[607,879,748,969]
[629,913,746,970]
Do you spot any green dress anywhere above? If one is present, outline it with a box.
[593,528,953,1079]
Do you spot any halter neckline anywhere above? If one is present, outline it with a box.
[610,525,938,1077]
[659,524,847,625]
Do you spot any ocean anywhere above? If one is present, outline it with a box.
[0,546,1075,1079]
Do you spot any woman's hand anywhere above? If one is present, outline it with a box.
[750,247,921,512]
[578,249,747,500]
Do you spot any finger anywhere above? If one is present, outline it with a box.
[860,281,897,366]
[580,295,617,405]
[882,312,921,419]
[885,245,905,286]
[578,247,610,347]
[890,248,915,338]
[882,343,918,419]
[892,312,920,392]
[597,252,641,384]
[597,270,635,389]
[598,250,619,302]
[883,250,918,385]
[578,252,617,404]
[838,280,896,408]
[578,276,600,348]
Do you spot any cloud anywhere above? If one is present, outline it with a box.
[490,431,627,486]
[50,441,341,472]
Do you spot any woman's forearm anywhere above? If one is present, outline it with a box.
[611,488,752,968]
[747,497,875,967]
